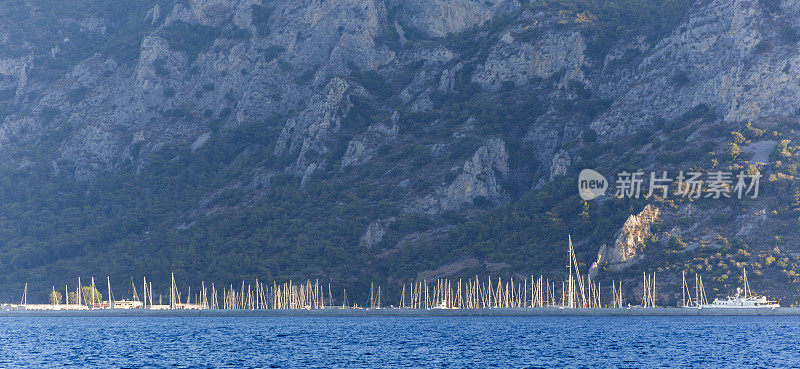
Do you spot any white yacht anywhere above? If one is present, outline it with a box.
[699,287,779,309]
[698,269,779,309]
[431,301,453,309]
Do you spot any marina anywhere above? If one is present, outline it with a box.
[1,307,799,317]
[3,237,786,315]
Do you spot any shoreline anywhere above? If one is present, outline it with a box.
[2,307,800,317]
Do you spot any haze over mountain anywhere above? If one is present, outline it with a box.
[2,0,800,304]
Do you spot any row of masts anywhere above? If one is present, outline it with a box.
[17,272,723,310]
[563,235,608,308]
[681,270,715,307]
[31,274,342,310]
[220,279,329,310]
[26,277,646,310]
[388,236,648,310]
[25,272,673,310]
[15,238,734,310]
[396,274,610,309]
[642,272,657,308]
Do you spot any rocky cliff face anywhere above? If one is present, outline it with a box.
[592,0,800,138]
[2,0,800,300]
[393,0,519,37]
[409,137,508,214]
[590,205,661,277]
[473,31,587,90]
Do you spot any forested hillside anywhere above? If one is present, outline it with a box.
[2,0,800,305]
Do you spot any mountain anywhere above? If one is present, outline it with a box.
[2,0,800,305]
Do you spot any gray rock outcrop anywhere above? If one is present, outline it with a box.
[410,138,508,214]
[360,217,397,248]
[342,122,398,168]
[590,205,661,277]
[592,0,800,137]
[392,0,520,37]
[473,31,587,90]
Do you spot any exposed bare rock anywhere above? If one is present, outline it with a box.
[473,31,587,90]
[592,0,800,138]
[438,62,463,92]
[300,162,318,187]
[590,205,661,277]
[191,132,212,152]
[342,139,371,168]
[410,138,508,214]
[397,47,455,106]
[549,149,572,179]
[359,217,397,248]
[274,77,359,176]
[392,0,520,37]
[255,0,395,78]
[274,78,350,156]
[360,221,387,248]
[14,63,27,99]
[75,17,107,34]
[342,121,399,168]
[135,35,186,102]
[187,0,236,26]
[145,4,161,25]
[740,140,777,164]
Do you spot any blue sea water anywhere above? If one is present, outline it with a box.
[0,316,796,368]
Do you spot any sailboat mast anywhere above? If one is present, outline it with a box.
[170,272,176,309]
[682,271,686,307]
[567,235,573,308]
[107,276,113,309]
[743,268,750,298]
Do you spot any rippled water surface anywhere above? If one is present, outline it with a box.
[0,316,797,368]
